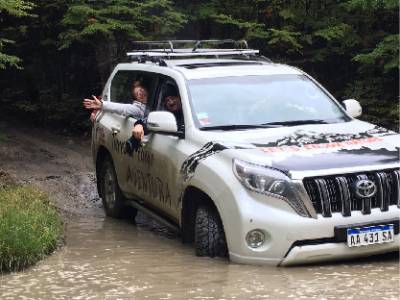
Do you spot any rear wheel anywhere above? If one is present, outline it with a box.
[194,205,228,257]
[99,157,136,219]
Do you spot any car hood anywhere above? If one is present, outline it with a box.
[183,121,399,180]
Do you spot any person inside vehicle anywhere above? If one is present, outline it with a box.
[132,84,183,142]
[83,80,148,121]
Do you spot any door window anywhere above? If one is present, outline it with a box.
[153,76,184,129]
[110,71,158,105]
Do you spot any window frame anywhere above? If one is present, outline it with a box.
[109,70,160,108]
[152,75,185,132]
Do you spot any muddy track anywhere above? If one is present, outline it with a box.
[0,119,101,218]
[0,119,399,300]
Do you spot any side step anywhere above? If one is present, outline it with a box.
[125,200,181,234]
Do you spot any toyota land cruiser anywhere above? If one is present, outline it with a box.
[91,40,399,266]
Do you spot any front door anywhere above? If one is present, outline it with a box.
[124,77,187,221]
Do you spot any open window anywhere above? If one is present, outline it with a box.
[110,71,158,106]
[153,76,184,130]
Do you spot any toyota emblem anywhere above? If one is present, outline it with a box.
[355,179,377,198]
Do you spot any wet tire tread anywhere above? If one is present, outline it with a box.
[195,205,227,258]
[99,158,136,219]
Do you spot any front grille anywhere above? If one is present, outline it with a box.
[303,169,400,217]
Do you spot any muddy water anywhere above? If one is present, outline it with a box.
[1,213,399,300]
[0,121,399,299]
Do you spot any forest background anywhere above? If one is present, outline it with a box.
[0,0,398,133]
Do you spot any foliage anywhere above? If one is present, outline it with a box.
[180,0,398,130]
[59,0,187,83]
[353,34,399,73]
[0,183,62,272]
[60,0,187,47]
[0,0,398,131]
[0,0,34,16]
[0,0,34,69]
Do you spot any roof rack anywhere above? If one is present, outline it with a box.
[127,49,259,57]
[126,40,270,65]
[131,39,249,52]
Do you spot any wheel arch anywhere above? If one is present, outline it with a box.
[181,186,222,244]
[95,146,112,198]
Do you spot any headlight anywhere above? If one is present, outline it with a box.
[233,159,310,217]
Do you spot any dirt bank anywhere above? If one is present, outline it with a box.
[0,119,102,218]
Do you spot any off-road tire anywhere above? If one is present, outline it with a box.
[99,157,135,218]
[195,205,228,257]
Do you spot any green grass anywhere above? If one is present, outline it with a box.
[0,184,62,272]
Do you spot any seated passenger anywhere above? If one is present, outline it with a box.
[83,80,148,121]
[162,84,183,128]
[132,85,183,142]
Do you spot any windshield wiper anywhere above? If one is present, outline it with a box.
[261,119,330,126]
[199,124,281,131]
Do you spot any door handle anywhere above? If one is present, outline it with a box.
[111,127,120,135]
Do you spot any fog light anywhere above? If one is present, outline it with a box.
[246,229,265,248]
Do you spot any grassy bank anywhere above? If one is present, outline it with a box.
[0,175,62,272]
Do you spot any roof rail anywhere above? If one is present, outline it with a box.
[126,40,270,65]
[131,39,249,52]
[127,49,259,57]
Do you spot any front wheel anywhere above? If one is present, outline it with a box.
[195,205,228,258]
[99,158,132,218]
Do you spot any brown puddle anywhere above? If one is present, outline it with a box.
[1,212,399,300]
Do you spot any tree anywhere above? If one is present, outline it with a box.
[177,0,399,129]
[0,0,397,131]
[0,0,34,69]
[59,0,187,84]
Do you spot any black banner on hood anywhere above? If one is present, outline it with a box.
[251,126,399,172]
[252,126,393,148]
[270,147,399,172]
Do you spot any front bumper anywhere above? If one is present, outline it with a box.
[219,187,400,266]
[280,235,399,266]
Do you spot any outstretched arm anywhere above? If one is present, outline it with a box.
[102,101,145,118]
[83,94,146,119]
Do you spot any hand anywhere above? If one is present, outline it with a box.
[83,95,102,110]
[132,124,144,141]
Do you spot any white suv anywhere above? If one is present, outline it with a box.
[92,40,399,266]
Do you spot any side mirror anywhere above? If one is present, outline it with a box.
[342,99,362,118]
[147,111,178,133]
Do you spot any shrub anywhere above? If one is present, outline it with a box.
[0,184,62,272]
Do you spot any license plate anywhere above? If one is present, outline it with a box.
[347,224,394,247]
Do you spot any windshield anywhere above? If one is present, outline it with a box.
[188,75,349,129]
